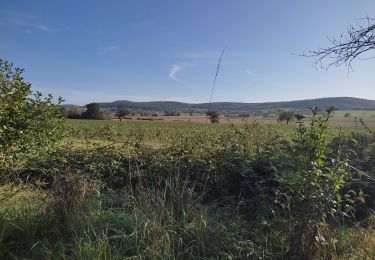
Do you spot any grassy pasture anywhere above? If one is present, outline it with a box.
[331,110,375,120]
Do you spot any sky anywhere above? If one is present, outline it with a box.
[1,0,375,105]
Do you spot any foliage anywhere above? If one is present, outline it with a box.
[164,110,180,116]
[277,110,295,124]
[0,115,374,258]
[207,110,220,123]
[0,58,63,172]
[82,103,103,120]
[276,106,357,258]
[67,106,82,119]
[115,106,131,121]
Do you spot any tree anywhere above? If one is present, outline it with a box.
[207,110,220,123]
[306,17,375,70]
[278,110,294,124]
[59,107,69,117]
[67,106,82,119]
[164,110,180,116]
[0,58,63,172]
[82,103,103,119]
[115,106,131,121]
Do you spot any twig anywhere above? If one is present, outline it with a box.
[208,46,227,113]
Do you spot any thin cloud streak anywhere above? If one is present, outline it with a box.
[98,46,118,55]
[35,25,54,32]
[245,69,275,82]
[0,9,56,33]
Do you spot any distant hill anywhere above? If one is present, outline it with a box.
[90,97,375,113]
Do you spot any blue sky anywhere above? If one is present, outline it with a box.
[1,0,375,105]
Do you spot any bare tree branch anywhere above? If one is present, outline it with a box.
[303,17,375,71]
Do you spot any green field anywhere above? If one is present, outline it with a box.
[331,110,375,120]
[2,118,375,258]
[63,118,372,145]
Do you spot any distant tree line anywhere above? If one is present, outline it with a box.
[61,103,134,120]
[164,110,180,116]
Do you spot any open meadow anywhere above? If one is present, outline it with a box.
[105,112,375,127]
[2,110,375,258]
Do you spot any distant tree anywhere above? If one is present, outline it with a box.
[59,106,82,119]
[207,110,220,123]
[278,110,295,124]
[67,106,82,119]
[239,113,250,118]
[82,103,103,119]
[164,110,180,116]
[306,17,375,70]
[294,113,305,122]
[344,112,352,117]
[115,106,131,121]
[59,107,69,117]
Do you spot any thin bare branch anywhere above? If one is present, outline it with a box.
[302,17,375,71]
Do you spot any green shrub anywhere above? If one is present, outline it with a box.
[0,58,63,174]
[276,107,355,258]
[207,110,220,123]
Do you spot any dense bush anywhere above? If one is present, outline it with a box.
[0,59,63,173]
[207,110,220,123]
[8,115,373,258]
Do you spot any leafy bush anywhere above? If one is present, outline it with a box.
[0,59,63,173]
[276,107,356,258]
[207,110,220,123]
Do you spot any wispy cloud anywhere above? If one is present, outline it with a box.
[35,25,54,32]
[98,46,118,55]
[0,9,56,33]
[246,70,254,76]
[245,69,275,82]
[168,64,182,81]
